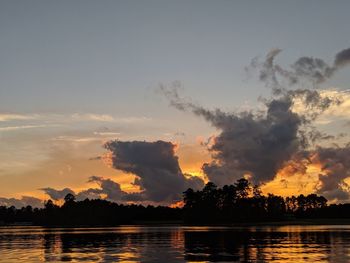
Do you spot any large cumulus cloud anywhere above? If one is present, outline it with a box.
[104,140,204,203]
[41,141,204,205]
[202,96,303,185]
[161,84,337,186]
[161,47,350,202]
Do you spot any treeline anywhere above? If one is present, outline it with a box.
[0,194,182,226]
[2,178,350,226]
[183,178,349,223]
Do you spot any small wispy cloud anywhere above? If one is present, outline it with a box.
[0,124,57,132]
[115,116,152,123]
[51,135,103,143]
[0,113,40,122]
[70,113,151,123]
[71,113,115,122]
[93,131,121,136]
[0,112,151,125]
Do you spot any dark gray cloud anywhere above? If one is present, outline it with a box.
[40,187,75,201]
[314,145,350,201]
[288,89,339,111]
[104,140,204,203]
[41,140,204,205]
[159,48,346,189]
[254,48,297,89]
[75,187,103,201]
[250,47,350,88]
[247,47,350,200]
[86,176,126,201]
[334,48,350,68]
[42,177,127,202]
[203,96,304,185]
[161,85,326,185]
[0,196,43,208]
[291,57,334,85]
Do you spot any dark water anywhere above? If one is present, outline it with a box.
[0,225,350,262]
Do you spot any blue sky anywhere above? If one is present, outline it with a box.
[1,0,350,114]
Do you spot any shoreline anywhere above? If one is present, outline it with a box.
[3,218,350,227]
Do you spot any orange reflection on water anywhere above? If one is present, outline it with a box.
[2,226,350,262]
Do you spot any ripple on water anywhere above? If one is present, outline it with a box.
[1,225,350,262]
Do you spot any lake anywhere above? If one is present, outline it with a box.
[0,225,350,262]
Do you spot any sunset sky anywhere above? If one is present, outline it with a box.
[1,1,350,207]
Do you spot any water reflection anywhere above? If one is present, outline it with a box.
[0,225,350,262]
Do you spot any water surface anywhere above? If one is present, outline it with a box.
[1,225,350,262]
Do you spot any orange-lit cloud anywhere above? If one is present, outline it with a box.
[262,157,323,197]
[177,142,211,180]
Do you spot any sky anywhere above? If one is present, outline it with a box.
[1,0,350,207]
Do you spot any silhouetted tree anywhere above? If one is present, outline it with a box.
[182,178,331,223]
[266,194,285,220]
[235,178,251,199]
[0,178,342,226]
[64,193,76,205]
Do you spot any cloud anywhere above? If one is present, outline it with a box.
[51,135,104,144]
[85,176,126,201]
[334,48,350,68]
[160,48,350,194]
[0,196,43,208]
[0,113,40,122]
[40,167,203,205]
[291,57,334,85]
[161,84,321,185]
[0,113,150,130]
[204,95,306,185]
[71,113,151,123]
[104,140,204,203]
[0,124,57,132]
[40,187,75,201]
[75,188,103,200]
[249,47,350,88]
[311,90,350,125]
[93,131,121,136]
[252,48,295,89]
[314,146,350,201]
[71,113,115,122]
[41,179,127,202]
